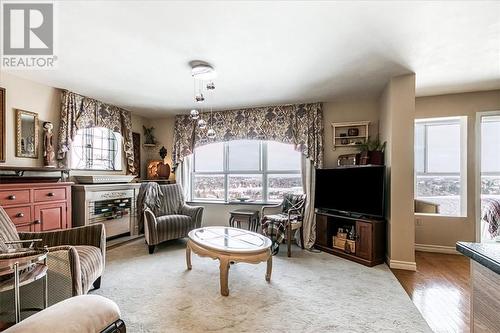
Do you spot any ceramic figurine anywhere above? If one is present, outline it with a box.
[143,126,156,145]
[43,122,56,167]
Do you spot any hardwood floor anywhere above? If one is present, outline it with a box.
[392,251,470,333]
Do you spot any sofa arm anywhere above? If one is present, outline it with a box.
[19,224,106,263]
[46,245,83,297]
[144,208,158,245]
[180,204,204,228]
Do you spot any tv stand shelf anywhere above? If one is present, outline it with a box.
[314,211,385,267]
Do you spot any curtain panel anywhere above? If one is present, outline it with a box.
[172,102,324,168]
[57,90,135,174]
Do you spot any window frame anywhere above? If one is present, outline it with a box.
[70,127,123,171]
[414,116,467,217]
[191,140,302,203]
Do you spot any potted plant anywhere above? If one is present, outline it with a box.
[358,138,386,165]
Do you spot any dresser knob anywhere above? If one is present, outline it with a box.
[47,192,55,197]
[8,195,16,200]
[33,219,41,225]
[16,213,24,218]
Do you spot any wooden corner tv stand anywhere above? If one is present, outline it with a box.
[314,210,385,267]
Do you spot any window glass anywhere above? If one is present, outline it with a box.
[268,174,303,202]
[228,140,260,171]
[481,118,500,173]
[414,118,466,217]
[228,175,263,201]
[71,127,122,170]
[426,123,460,173]
[191,140,302,202]
[267,141,301,171]
[194,142,224,172]
[192,175,225,200]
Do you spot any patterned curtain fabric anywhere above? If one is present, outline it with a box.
[57,90,135,174]
[172,102,323,168]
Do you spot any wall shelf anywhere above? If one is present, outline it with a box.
[331,121,370,150]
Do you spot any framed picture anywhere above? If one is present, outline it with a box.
[0,87,5,162]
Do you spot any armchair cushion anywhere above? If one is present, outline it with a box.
[158,184,184,215]
[264,213,302,223]
[156,215,194,241]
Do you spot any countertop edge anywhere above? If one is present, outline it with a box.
[456,241,500,275]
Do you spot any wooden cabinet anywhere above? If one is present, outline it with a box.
[314,211,385,267]
[0,182,72,232]
[355,221,372,261]
[315,214,329,247]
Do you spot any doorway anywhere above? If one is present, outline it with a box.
[477,111,500,242]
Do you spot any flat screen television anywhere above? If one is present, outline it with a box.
[314,165,386,218]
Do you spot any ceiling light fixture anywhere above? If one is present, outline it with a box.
[191,63,217,80]
[190,60,217,138]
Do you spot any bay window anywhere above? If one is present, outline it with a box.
[191,140,302,203]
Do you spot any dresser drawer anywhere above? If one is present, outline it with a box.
[34,188,66,202]
[4,206,32,225]
[0,190,31,206]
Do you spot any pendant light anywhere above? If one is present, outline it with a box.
[207,107,216,139]
[197,118,207,129]
[190,61,216,138]
[190,109,199,120]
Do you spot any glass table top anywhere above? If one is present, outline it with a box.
[189,227,272,253]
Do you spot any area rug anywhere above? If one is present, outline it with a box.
[93,239,431,333]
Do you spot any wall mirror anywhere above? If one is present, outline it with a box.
[16,109,39,158]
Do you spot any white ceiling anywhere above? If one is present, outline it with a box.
[4,1,500,117]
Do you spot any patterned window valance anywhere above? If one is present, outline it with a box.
[56,90,135,174]
[173,102,323,168]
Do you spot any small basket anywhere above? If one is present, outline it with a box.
[333,236,356,254]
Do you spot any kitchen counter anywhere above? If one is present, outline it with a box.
[456,241,500,332]
[456,241,500,275]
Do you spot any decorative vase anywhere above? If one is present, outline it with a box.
[359,151,370,165]
[369,151,384,165]
[157,162,171,179]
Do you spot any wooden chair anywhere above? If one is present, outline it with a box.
[261,194,306,257]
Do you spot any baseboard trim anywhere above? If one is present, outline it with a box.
[415,243,459,255]
[389,259,417,271]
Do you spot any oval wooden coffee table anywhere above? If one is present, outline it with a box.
[186,227,272,296]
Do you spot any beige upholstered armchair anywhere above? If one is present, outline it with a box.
[142,184,203,254]
[0,207,105,313]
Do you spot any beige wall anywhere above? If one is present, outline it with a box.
[147,116,176,181]
[0,71,60,167]
[414,90,500,247]
[323,99,379,168]
[0,72,150,178]
[379,74,416,268]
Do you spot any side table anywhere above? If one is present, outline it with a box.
[229,209,260,232]
[0,248,49,323]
